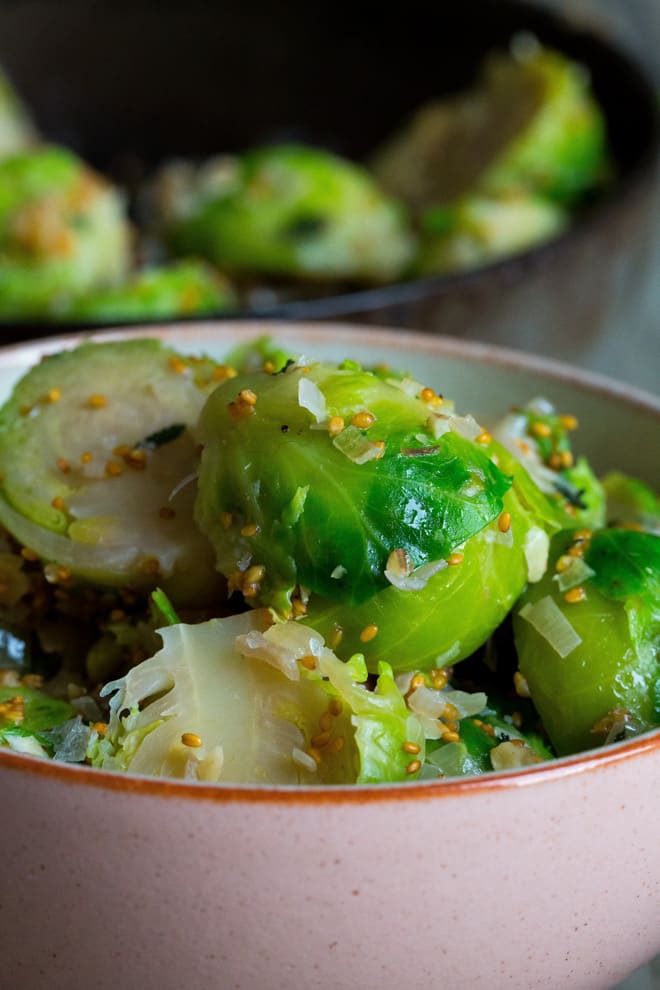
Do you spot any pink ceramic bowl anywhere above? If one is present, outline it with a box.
[1,323,658,990]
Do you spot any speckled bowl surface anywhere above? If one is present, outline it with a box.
[1,322,658,990]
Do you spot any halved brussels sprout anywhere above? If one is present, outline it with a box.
[0,339,228,605]
[64,260,236,322]
[0,146,131,320]
[93,610,424,785]
[513,527,660,755]
[373,44,607,211]
[157,144,416,282]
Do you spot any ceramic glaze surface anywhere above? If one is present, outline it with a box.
[0,323,658,990]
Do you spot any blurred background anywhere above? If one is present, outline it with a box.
[0,0,657,386]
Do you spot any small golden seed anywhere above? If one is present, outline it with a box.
[406,759,422,775]
[311,732,331,749]
[80,451,93,464]
[560,450,574,469]
[555,554,573,573]
[263,360,275,374]
[442,730,460,744]
[113,444,131,457]
[476,431,492,445]
[448,552,464,566]
[531,421,552,438]
[299,655,317,671]
[93,722,108,737]
[212,365,238,381]
[560,414,579,431]
[86,394,107,409]
[56,457,71,474]
[359,623,379,643]
[328,699,344,717]
[514,671,531,698]
[21,547,39,562]
[55,566,72,583]
[328,415,345,436]
[568,544,585,558]
[516,439,532,455]
[498,511,512,533]
[307,747,322,765]
[244,564,266,584]
[328,735,345,754]
[181,732,203,748]
[352,410,376,430]
[220,511,233,529]
[47,387,62,403]
[291,598,308,617]
[403,741,421,755]
[564,586,587,604]
[242,582,260,599]
[238,389,258,406]
[168,357,188,375]
[105,460,124,477]
[430,668,449,690]
[319,711,333,732]
[241,523,260,537]
[51,496,65,511]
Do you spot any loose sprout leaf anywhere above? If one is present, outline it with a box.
[585,529,660,602]
[0,685,74,742]
[151,588,181,627]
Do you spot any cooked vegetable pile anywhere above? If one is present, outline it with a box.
[0,337,656,784]
[0,36,609,322]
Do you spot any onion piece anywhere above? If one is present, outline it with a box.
[555,557,596,592]
[332,425,384,464]
[518,596,582,657]
[524,526,550,583]
[236,621,325,681]
[384,550,448,590]
[490,739,541,771]
[298,378,327,423]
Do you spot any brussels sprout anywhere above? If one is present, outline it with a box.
[0,66,36,158]
[159,144,416,282]
[0,146,131,320]
[372,44,607,213]
[0,339,228,605]
[513,527,660,755]
[0,682,74,758]
[195,360,563,671]
[64,260,236,323]
[417,192,568,275]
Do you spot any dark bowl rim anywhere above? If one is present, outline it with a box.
[0,319,658,804]
[1,0,659,336]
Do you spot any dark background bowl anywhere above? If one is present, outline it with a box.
[0,0,658,367]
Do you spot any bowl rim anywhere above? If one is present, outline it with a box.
[0,319,658,803]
